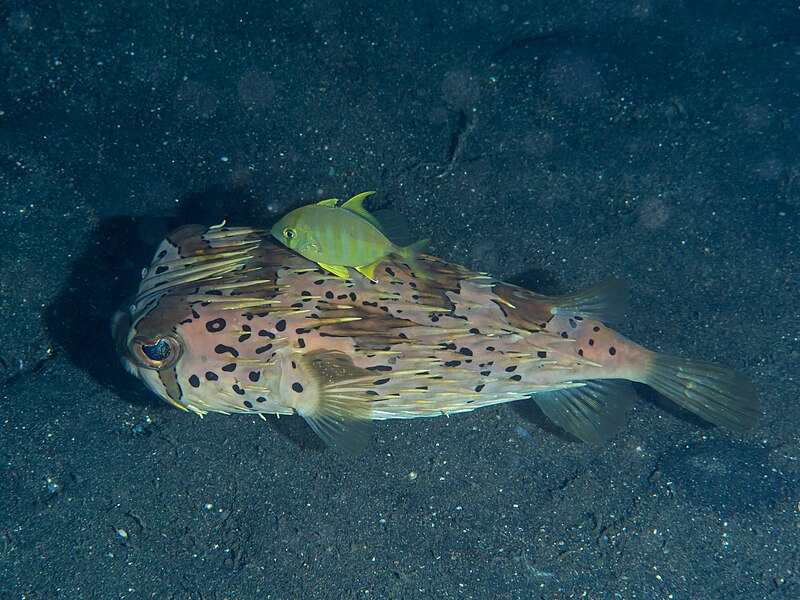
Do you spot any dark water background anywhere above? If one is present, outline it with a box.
[1,1,798,598]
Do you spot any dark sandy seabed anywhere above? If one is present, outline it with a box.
[1,1,798,598]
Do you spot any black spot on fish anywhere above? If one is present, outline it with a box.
[470,328,480,334]
[243,400,253,408]
[593,326,601,332]
[349,292,357,301]
[589,339,595,346]
[188,375,200,388]
[486,346,495,352]
[298,339,306,349]
[337,294,348,300]
[179,318,193,325]
[155,265,169,275]
[510,374,522,381]
[242,325,251,332]
[609,347,617,356]
[537,351,547,358]
[385,267,395,276]
[301,291,312,297]
[431,315,439,322]
[256,396,267,403]
[238,333,251,342]
[291,302,304,309]
[233,384,245,395]
[380,306,389,312]
[560,331,569,339]
[575,316,583,320]
[373,378,390,385]
[444,360,461,368]
[205,371,218,381]
[366,390,380,396]
[206,290,223,296]
[291,361,297,369]
[191,309,200,319]
[221,363,237,372]
[325,291,334,299]
[475,384,485,393]
[367,365,392,372]
[578,349,584,357]
[459,347,473,356]
[276,319,287,332]
[480,370,491,376]
[295,327,310,335]
[157,249,168,259]
[292,382,303,393]
[249,371,260,382]
[255,344,273,354]
[314,279,325,285]
[206,318,226,333]
[215,344,239,357]
[258,329,276,338]
[505,365,517,372]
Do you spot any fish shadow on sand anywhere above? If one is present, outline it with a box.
[44,185,272,407]
[45,184,331,450]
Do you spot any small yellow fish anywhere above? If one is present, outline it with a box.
[270,191,428,281]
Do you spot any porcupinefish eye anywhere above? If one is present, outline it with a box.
[131,335,182,370]
[283,227,296,239]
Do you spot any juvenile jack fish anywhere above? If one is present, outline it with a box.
[113,224,760,454]
[270,192,428,281]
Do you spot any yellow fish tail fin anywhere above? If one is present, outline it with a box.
[398,238,431,279]
[645,353,761,432]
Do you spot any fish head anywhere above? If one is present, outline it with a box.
[112,295,194,412]
[112,224,288,416]
[270,208,322,258]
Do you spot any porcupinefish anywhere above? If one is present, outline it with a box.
[270,191,429,281]
[112,224,761,454]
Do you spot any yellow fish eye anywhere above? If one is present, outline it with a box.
[132,335,182,370]
[283,227,296,239]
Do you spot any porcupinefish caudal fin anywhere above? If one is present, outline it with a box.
[644,354,762,432]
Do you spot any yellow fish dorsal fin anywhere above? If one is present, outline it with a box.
[340,191,381,228]
[316,198,339,207]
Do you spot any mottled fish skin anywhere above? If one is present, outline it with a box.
[113,224,761,453]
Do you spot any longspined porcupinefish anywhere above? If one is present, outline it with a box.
[112,224,761,454]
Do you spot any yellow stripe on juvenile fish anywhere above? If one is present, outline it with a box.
[270,191,429,281]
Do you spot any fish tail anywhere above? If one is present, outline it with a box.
[644,353,761,432]
[399,238,431,278]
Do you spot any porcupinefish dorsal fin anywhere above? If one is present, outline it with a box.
[550,278,630,324]
[281,349,375,455]
[533,379,637,444]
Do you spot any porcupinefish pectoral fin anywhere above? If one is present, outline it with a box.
[533,380,637,444]
[550,278,630,324]
[317,262,351,279]
[644,353,761,432]
[301,350,375,455]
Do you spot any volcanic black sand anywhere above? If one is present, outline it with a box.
[1,2,798,598]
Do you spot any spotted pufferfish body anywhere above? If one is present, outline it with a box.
[113,224,760,454]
